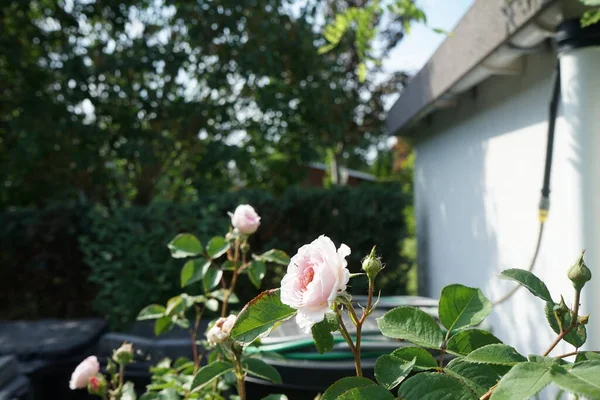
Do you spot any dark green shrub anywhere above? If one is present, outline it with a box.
[81,185,411,329]
[0,185,411,329]
[0,205,95,319]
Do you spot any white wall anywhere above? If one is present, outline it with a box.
[414,47,600,355]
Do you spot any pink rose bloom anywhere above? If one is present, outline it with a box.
[69,356,100,390]
[281,235,351,333]
[206,314,237,345]
[229,204,261,235]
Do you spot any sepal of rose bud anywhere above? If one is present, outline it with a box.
[578,314,590,325]
[241,241,250,254]
[112,343,134,365]
[87,374,107,397]
[567,251,592,291]
[361,246,383,282]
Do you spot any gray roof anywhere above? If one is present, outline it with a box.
[386,0,565,136]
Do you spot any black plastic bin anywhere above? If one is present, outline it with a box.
[0,319,107,400]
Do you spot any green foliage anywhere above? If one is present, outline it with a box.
[444,359,499,397]
[2,0,406,209]
[389,347,437,371]
[549,361,600,398]
[168,234,204,259]
[377,306,444,349]
[242,358,282,384]
[311,318,337,354]
[446,329,502,356]
[374,355,416,390]
[545,301,587,347]
[499,269,553,303]
[190,361,233,392]
[581,1,600,26]
[79,185,411,328]
[397,372,478,400]
[490,362,551,400]
[582,9,600,26]
[337,385,395,399]
[247,261,267,289]
[229,289,296,345]
[463,344,527,366]
[320,377,378,400]
[0,206,94,320]
[438,284,492,333]
[320,0,430,81]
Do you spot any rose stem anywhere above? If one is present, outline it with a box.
[336,306,360,376]
[190,305,202,373]
[352,279,375,377]
[221,239,240,317]
[543,289,581,357]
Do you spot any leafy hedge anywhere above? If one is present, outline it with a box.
[1,185,412,329]
[0,206,94,320]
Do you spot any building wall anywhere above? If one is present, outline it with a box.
[413,48,598,355]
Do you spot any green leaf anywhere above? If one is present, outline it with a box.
[261,396,288,400]
[121,382,137,400]
[230,289,297,345]
[357,63,367,83]
[582,10,600,27]
[499,269,553,303]
[439,284,492,332]
[205,298,219,312]
[203,267,223,293]
[575,351,600,363]
[398,372,478,400]
[337,385,395,399]
[209,289,239,303]
[165,294,193,316]
[375,355,415,390]
[190,361,233,392]
[464,344,527,366]
[248,260,266,289]
[321,377,377,400]
[550,361,600,398]
[168,234,203,258]
[490,362,550,400]
[545,301,587,347]
[137,304,166,321]
[377,306,444,349]
[154,316,173,336]
[180,259,211,288]
[390,347,438,371]
[446,329,502,356]
[311,318,335,354]
[446,358,499,397]
[206,236,230,259]
[243,358,282,384]
[527,354,569,367]
[259,249,290,265]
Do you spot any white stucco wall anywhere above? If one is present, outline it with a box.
[414,47,600,356]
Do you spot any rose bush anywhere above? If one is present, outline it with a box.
[69,204,600,400]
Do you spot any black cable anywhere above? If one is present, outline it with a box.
[493,62,561,306]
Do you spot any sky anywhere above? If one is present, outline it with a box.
[382,0,474,75]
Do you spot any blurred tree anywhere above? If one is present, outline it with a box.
[0,0,423,208]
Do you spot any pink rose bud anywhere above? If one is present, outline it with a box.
[206,315,237,345]
[69,356,100,390]
[229,205,261,235]
[280,235,351,333]
[87,374,107,396]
